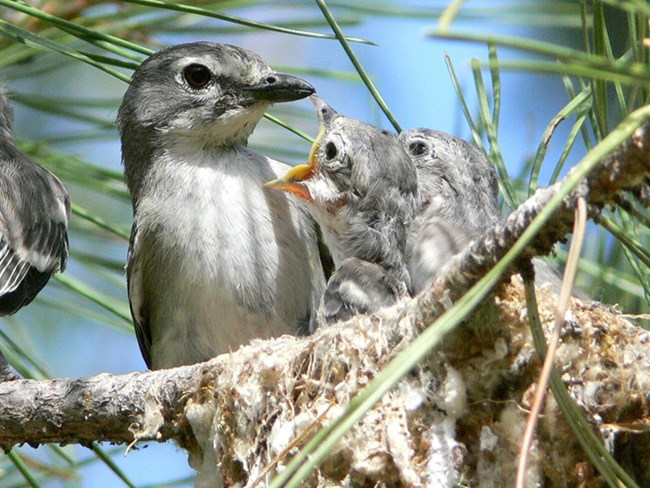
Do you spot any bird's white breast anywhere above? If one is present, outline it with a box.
[133,146,320,368]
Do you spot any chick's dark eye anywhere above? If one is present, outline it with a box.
[183,63,212,89]
[324,141,338,160]
[408,141,428,156]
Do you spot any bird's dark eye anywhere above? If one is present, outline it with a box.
[183,63,212,89]
[408,141,428,156]
[324,141,338,160]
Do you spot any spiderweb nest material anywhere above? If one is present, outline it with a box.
[182,279,650,487]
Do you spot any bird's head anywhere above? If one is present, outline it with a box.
[263,96,345,210]
[117,42,315,149]
[399,128,500,226]
[265,97,420,270]
[264,96,417,213]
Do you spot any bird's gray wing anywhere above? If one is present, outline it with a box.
[0,241,47,314]
[408,213,475,295]
[126,217,152,368]
[0,225,67,315]
[321,257,403,325]
[0,156,69,315]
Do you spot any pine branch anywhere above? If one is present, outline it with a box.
[0,365,198,451]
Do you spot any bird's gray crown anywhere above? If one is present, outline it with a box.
[310,96,417,199]
[399,127,500,227]
[399,127,498,195]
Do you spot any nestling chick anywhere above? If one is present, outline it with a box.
[265,96,420,324]
[400,128,574,297]
[399,129,499,293]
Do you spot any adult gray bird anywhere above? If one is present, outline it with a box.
[399,129,499,293]
[117,42,326,369]
[0,89,70,378]
[265,97,419,324]
[0,90,70,314]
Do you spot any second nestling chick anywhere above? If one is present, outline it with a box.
[400,128,582,300]
[265,96,420,325]
[399,129,500,294]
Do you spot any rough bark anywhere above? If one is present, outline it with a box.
[0,124,649,486]
[0,364,203,451]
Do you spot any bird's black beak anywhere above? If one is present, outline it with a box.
[246,73,315,103]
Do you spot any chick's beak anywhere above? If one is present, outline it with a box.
[263,126,325,201]
[310,95,338,125]
[263,162,314,201]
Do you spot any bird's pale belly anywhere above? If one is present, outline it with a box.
[150,276,290,369]
[142,173,307,368]
[147,239,295,367]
